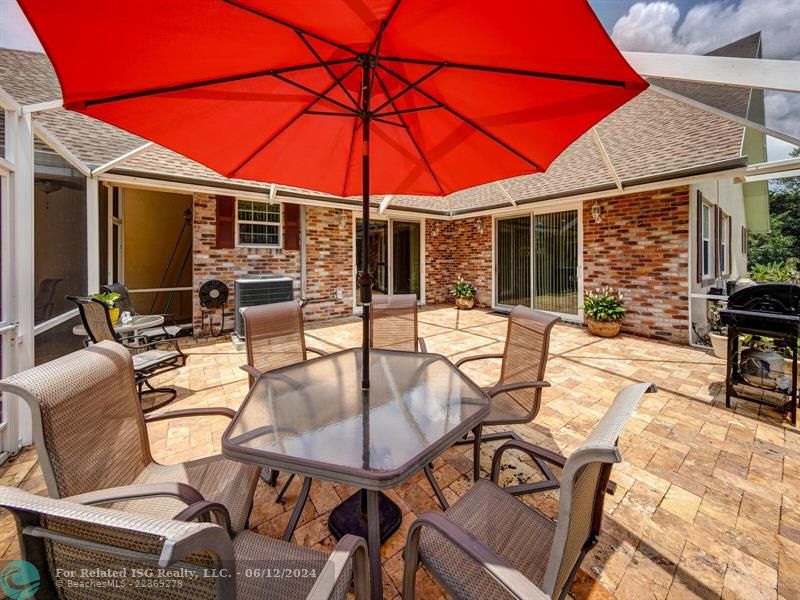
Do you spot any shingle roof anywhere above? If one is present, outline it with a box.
[0,43,748,215]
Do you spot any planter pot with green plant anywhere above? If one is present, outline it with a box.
[707,301,728,359]
[582,287,625,337]
[91,291,122,323]
[451,277,477,310]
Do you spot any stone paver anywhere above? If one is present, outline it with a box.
[0,305,796,599]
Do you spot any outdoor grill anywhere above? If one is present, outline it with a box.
[720,283,800,424]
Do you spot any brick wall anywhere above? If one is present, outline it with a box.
[425,216,492,306]
[583,186,690,343]
[192,194,352,335]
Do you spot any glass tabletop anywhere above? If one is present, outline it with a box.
[72,313,165,336]
[222,348,489,489]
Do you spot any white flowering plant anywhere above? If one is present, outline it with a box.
[582,286,625,322]
[450,276,477,298]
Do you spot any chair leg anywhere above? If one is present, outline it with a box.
[472,424,483,482]
[260,469,280,487]
[423,465,448,510]
[282,477,311,542]
[275,473,296,504]
[138,379,176,413]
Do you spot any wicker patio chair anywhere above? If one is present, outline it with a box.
[102,281,186,340]
[403,382,657,600]
[454,305,560,487]
[240,300,326,499]
[0,341,260,534]
[369,294,427,352]
[68,295,186,411]
[0,485,369,600]
[240,300,327,387]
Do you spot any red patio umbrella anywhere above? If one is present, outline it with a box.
[20,0,647,388]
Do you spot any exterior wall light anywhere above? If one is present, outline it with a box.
[591,201,603,223]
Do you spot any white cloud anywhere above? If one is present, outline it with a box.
[612,0,800,160]
[0,0,41,52]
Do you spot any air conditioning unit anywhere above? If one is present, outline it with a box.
[234,274,294,339]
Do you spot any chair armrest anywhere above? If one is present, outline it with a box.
[491,439,566,484]
[418,337,427,353]
[64,482,204,507]
[486,380,550,398]
[308,534,370,600]
[240,364,263,380]
[454,353,504,368]
[306,347,328,357]
[404,512,549,600]
[173,500,233,537]
[145,407,236,423]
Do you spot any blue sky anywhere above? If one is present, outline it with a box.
[1,0,798,157]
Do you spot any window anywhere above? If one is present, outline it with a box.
[719,211,730,275]
[701,201,712,279]
[237,200,281,247]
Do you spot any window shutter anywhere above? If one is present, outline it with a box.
[713,205,720,278]
[695,191,703,284]
[215,195,236,249]
[283,203,301,251]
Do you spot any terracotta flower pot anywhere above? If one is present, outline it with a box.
[455,296,475,310]
[587,317,622,338]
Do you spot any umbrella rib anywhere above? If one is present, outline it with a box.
[77,61,350,109]
[295,31,360,110]
[373,104,443,118]
[270,73,359,115]
[378,63,542,171]
[374,70,445,195]
[368,0,403,55]
[222,0,359,56]
[370,64,445,115]
[229,64,359,178]
[380,56,629,88]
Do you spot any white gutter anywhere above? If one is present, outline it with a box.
[590,128,623,191]
[32,121,92,177]
[650,84,800,147]
[91,142,153,176]
[624,52,800,93]
[744,157,800,182]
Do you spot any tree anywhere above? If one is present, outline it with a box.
[748,147,800,268]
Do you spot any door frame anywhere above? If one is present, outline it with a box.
[351,213,426,312]
[492,202,584,322]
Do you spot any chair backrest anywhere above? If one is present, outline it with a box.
[0,486,236,600]
[543,382,656,600]
[496,306,560,420]
[0,341,151,498]
[67,295,119,343]
[369,294,419,352]
[242,301,309,376]
[102,282,137,315]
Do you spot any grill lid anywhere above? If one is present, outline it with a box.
[726,283,800,315]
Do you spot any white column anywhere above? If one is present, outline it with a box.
[9,110,34,446]
[86,176,100,293]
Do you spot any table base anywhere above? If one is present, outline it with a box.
[328,491,402,544]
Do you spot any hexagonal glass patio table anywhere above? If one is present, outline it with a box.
[222,348,489,599]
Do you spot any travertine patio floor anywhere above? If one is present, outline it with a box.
[1,305,798,599]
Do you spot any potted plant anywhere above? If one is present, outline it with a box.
[707,301,728,359]
[451,277,477,310]
[91,291,122,323]
[582,286,625,338]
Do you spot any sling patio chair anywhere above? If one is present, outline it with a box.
[240,300,327,499]
[0,485,369,600]
[454,305,560,488]
[102,281,187,341]
[369,294,427,352]
[0,341,260,534]
[68,294,186,411]
[403,382,656,600]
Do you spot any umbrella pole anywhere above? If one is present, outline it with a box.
[360,60,372,390]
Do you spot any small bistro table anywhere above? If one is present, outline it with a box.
[72,313,165,337]
[222,348,490,600]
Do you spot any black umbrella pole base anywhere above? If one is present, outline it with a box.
[328,491,402,544]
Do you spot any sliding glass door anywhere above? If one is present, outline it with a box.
[355,218,422,306]
[495,207,581,319]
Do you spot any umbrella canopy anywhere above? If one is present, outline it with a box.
[20,0,647,386]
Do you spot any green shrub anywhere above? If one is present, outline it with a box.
[450,277,476,298]
[748,260,798,283]
[582,286,625,322]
